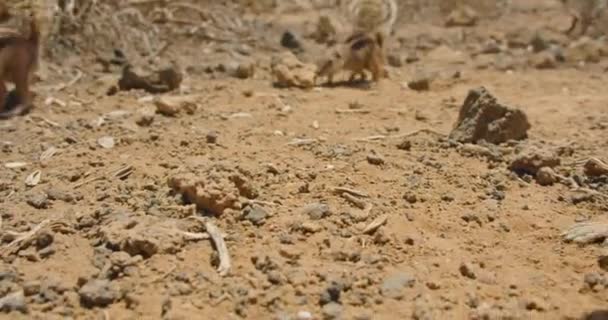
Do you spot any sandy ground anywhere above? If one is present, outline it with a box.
[1,0,608,319]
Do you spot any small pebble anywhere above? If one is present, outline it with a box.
[97,136,115,149]
[297,310,313,320]
[367,153,385,166]
[459,262,477,279]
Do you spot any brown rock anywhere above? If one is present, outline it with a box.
[408,72,431,91]
[449,87,531,144]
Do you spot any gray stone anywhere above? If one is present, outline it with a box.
[26,193,49,209]
[0,291,27,313]
[242,204,268,226]
[79,279,119,308]
[46,187,77,203]
[300,203,330,220]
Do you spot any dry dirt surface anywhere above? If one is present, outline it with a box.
[2,0,608,319]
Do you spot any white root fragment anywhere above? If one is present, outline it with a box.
[362,214,387,235]
[354,129,446,143]
[4,162,28,169]
[72,165,134,188]
[1,219,51,257]
[25,170,42,187]
[335,108,371,114]
[562,222,608,244]
[55,69,83,91]
[354,135,387,142]
[148,265,177,284]
[205,221,231,277]
[286,138,318,146]
[39,147,59,162]
[332,187,370,198]
[179,231,210,241]
[340,192,367,209]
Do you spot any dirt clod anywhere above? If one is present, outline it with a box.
[168,163,258,215]
[509,148,560,176]
[271,51,316,88]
